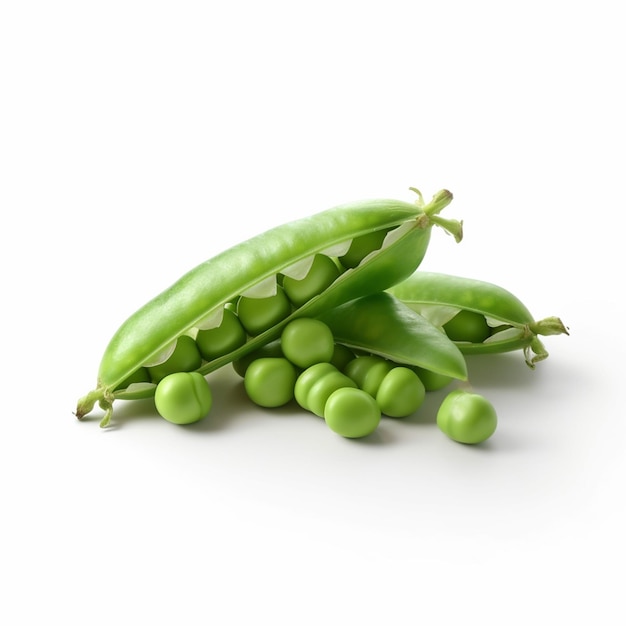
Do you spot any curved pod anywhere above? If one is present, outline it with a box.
[76,189,461,426]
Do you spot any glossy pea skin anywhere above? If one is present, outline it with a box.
[338,229,390,268]
[280,318,335,369]
[324,387,381,438]
[294,363,337,411]
[244,357,298,408]
[376,367,425,417]
[307,370,357,417]
[436,389,497,444]
[236,286,292,336]
[282,254,341,307]
[154,371,213,425]
[196,308,247,360]
[360,360,394,398]
[442,309,491,343]
[148,335,202,384]
[344,355,389,389]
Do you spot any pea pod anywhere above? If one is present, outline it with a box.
[388,271,569,368]
[317,292,468,381]
[75,189,461,427]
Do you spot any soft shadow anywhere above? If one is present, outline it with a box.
[342,424,394,446]
[463,352,544,390]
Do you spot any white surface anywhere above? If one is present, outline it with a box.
[2,1,624,624]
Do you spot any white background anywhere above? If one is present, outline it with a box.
[2,1,624,624]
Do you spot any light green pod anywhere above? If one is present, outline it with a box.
[76,189,461,427]
[388,271,569,368]
[318,292,468,381]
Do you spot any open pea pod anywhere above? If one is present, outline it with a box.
[317,292,468,381]
[388,271,569,368]
[76,189,462,427]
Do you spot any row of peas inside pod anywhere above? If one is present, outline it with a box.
[111,232,409,401]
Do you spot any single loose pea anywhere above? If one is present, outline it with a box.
[196,307,247,360]
[412,366,453,392]
[281,318,335,369]
[294,362,338,411]
[244,357,298,408]
[154,371,213,425]
[236,286,292,336]
[324,387,381,438]
[282,254,341,307]
[307,370,357,417]
[376,367,425,417]
[436,389,498,444]
[148,335,202,383]
[338,229,390,268]
[443,310,491,343]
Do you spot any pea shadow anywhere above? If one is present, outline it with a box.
[77,352,557,446]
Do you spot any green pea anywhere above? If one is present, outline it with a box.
[231,340,283,378]
[280,318,335,369]
[376,367,425,417]
[344,355,388,389]
[436,389,497,444]
[443,309,491,343]
[338,229,390,268]
[244,357,298,408]
[117,366,151,391]
[329,343,356,372]
[324,387,381,438]
[282,254,341,306]
[307,370,357,417]
[236,285,292,336]
[154,371,213,425]
[412,366,453,392]
[294,362,338,411]
[148,335,202,384]
[360,360,394,397]
[196,308,247,360]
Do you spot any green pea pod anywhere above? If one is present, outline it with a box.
[388,271,569,368]
[317,292,468,381]
[76,189,462,427]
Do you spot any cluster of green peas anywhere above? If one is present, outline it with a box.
[238,317,496,443]
[240,317,430,439]
[151,313,496,444]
